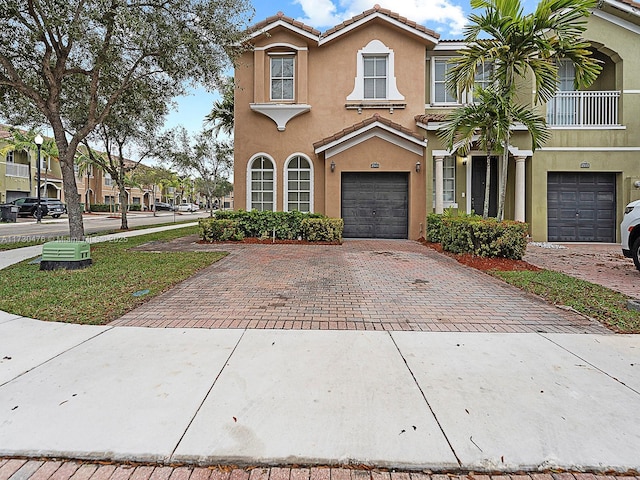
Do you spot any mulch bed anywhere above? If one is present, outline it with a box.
[419,238,542,272]
[198,238,342,245]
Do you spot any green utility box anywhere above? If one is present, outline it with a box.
[40,241,92,271]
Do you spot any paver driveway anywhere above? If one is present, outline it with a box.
[112,239,609,333]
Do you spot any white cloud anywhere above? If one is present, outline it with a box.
[295,0,468,36]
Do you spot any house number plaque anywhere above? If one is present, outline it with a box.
[371,162,380,168]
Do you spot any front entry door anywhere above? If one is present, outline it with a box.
[471,156,498,217]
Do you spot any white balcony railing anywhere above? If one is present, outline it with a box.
[546,91,620,127]
[5,163,30,178]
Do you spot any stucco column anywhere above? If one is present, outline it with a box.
[515,156,527,222]
[253,50,265,103]
[434,156,444,214]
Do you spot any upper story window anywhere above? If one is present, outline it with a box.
[557,59,576,92]
[347,40,404,102]
[270,55,295,101]
[5,151,14,163]
[470,61,494,101]
[364,56,387,99]
[432,57,458,105]
[104,172,113,187]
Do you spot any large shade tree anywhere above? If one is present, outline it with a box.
[446,0,602,219]
[438,86,549,218]
[0,0,252,239]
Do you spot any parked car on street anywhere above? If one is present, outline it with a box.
[12,197,67,218]
[176,203,200,212]
[621,199,640,270]
[154,201,175,211]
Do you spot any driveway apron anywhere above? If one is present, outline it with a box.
[112,240,609,333]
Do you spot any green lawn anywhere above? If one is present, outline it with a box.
[0,226,225,324]
[491,269,640,333]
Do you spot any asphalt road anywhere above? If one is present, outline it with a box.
[0,210,212,243]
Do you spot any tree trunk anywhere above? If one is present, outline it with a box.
[60,148,85,240]
[497,127,512,221]
[118,184,129,230]
[483,152,491,219]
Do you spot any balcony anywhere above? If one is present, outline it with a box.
[5,163,30,178]
[546,91,620,127]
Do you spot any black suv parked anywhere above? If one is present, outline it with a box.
[12,197,67,218]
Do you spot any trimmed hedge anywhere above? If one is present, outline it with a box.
[199,219,245,242]
[199,210,343,243]
[429,213,529,260]
[90,203,119,212]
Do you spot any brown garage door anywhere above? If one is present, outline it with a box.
[547,172,616,242]
[341,172,408,239]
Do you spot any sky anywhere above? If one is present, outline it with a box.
[164,0,538,137]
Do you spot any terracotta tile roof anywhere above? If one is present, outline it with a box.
[248,12,321,37]
[321,4,439,40]
[414,113,449,123]
[313,113,424,150]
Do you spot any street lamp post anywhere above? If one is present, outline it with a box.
[34,134,44,223]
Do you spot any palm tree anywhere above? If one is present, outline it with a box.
[438,86,549,218]
[204,77,235,137]
[446,0,602,219]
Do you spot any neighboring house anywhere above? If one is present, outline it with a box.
[1,126,161,210]
[0,126,64,203]
[234,1,640,242]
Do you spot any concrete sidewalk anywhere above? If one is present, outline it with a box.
[1,315,639,472]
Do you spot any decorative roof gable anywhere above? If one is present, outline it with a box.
[248,12,321,42]
[319,4,440,45]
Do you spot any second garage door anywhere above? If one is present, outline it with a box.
[547,172,616,242]
[341,172,408,239]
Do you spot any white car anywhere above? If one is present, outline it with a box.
[621,199,640,270]
[176,203,199,212]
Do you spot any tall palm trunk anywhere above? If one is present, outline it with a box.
[483,152,492,219]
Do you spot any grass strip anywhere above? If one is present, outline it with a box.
[491,269,640,333]
[0,226,225,325]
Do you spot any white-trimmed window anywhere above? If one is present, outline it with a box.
[5,151,14,163]
[470,61,494,102]
[432,58,458,105]
[248,155,275,211]
[433,156,456,206]
[104,172,113,187]
[558,59,576,92]
[364,56,387,99]
[270,55,295,101]
[285,155,313,212]
[347,40,404,102]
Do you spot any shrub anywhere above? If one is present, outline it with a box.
[90,204,119,212]
[426,213,443,243]
[301,218,344,242]
[440,216,528,259]
[199,219,244,242]
[128,204,142,211]
[199,211,343,242]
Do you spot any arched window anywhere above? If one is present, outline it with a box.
[248,155,275,211]
[285,155,313,212]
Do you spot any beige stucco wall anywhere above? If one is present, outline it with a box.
[234,19,432,239]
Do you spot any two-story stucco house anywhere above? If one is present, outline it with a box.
[233,1,640,242]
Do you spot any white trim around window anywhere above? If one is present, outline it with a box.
[430,57,459,106]
[269,54,295,102]
[284,153,314,213]
[246,153,277,211]
[347,39,404,102]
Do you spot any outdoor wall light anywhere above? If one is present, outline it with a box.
[330,160,336,172]
[634,180,640,188]
[415,161,421,173]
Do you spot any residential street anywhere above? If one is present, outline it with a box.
[0,210,211,242]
